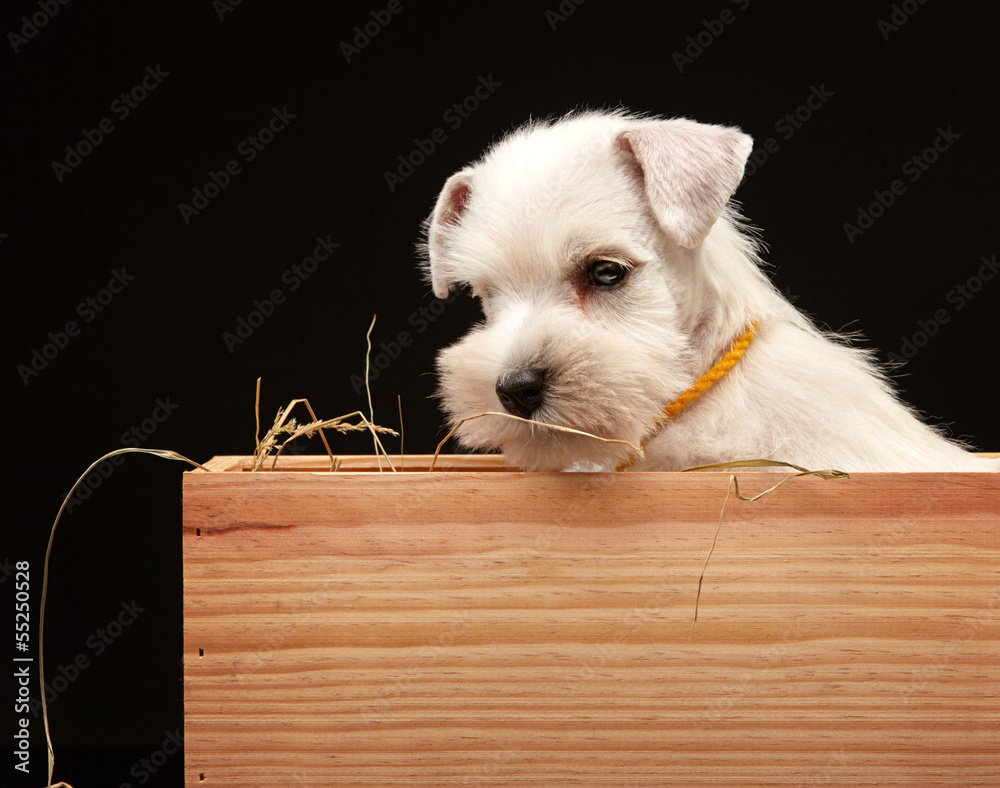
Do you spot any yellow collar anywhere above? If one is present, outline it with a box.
[615,319,760,472]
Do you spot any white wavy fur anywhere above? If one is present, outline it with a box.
[423,110,997,472]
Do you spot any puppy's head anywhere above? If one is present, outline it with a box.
[423,111,753,470]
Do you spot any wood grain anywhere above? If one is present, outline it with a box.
[183,455,1000,786]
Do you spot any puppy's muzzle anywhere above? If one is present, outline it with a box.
[495,367,546,420]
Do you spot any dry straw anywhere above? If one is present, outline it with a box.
[250,314,399,472]
[39,447,208,788]
[681,459,850,638]
[250,379,398,473]
[428,411,643,472]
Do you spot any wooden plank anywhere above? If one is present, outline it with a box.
[183,459,1000,786]
[195,453,512,473]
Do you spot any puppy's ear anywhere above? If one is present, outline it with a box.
[617,119,753,249]
[425,169,475,299]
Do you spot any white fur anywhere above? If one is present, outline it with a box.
[423,110,998,472]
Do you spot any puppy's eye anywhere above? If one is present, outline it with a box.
[587,260,629,288]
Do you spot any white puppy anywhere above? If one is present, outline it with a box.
[423,110,997,472]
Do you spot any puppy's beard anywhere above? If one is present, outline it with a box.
[442,394,637,471]
[488,417,636,472]
[436,319,687,471]
[443,397,640,472]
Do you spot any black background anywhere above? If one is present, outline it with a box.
[3,1,998,785]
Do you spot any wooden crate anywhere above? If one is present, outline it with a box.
[183,454,1000,786]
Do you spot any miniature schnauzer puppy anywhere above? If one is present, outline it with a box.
[423,110,997,472]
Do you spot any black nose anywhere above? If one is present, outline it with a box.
[495,367,546,419]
